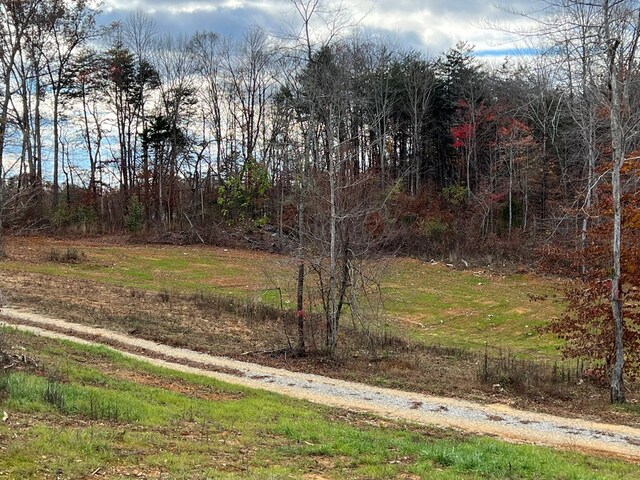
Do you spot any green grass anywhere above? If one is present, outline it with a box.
[1,240,566,358]
[381,258,564,357]
[0,330,636,479]
[2,245,268,295]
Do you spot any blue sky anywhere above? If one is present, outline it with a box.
[99,0,534,58]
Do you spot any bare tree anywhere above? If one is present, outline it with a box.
[293,41,389,355]
[37,0,99,208]
[401,50,436,195]
[278,0,357,355]
[361,40,399,187]
[0,1,41,192]
[67,48,107,218]
[122,9,157,210]
[147,33,197,227]
[533,0,640,402]
[223,28,274,165]
[188,31,224,188]
[600,0,640,403]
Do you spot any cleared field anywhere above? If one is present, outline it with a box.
[382,258,563,356]
[1,237,563,358]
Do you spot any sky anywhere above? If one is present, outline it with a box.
[99,0,536,59]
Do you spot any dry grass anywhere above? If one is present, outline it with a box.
[0,236,638,425]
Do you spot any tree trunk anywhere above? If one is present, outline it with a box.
[605,1,625,404]
[52,90,60,208]
[295,140,306,355]
[296,260,305,355]
[34,74,43,187]
[580,109,597,275]
[0,46,19,191]
[610,120,625,403]
[327,105,338,355]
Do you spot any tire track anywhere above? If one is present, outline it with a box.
[2,306,640,461]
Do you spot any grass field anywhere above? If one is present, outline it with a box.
[381,258,563,356]
[0,237,564,359]
[1,328,637,480]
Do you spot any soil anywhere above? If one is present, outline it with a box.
[0,235,638,429]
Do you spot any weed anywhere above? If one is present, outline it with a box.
[157,290,171,303]
[476,346,584,399]
[43,378,66,411]
[88,393,126,422]
[0,291,6,361]
[0,372,8,401]
[344,325,411,355]
[129,289,145,299]
[189,290,292,325]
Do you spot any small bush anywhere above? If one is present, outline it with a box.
[48,248,85,264]
[73,205,97,229]
[49,203,97,232]
[442,185,467,207]
[423,218,448,242]
[125,196,145,234]
[49,203,73,227]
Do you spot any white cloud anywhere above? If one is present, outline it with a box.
[101,0,532,55]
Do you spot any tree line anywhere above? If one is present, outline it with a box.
[2,0,640,400]
[0,1,577,248]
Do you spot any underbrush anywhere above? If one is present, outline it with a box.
[477,347,585,400]
[341,325,585,402]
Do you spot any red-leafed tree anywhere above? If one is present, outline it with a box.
[450,123,473,149]
[495,117,537,237]
[450,98,496,197]
[549,158,640,384]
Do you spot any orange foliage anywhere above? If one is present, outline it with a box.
[547,165,640,379]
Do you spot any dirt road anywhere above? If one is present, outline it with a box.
[3,306,640,462]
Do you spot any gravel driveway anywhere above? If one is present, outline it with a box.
[3,306,640,461]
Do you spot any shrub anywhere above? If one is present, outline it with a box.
[125,196,145,234]
[442,185,467,207]
[423,218,448,242]
[49,203,98,232]
[48,248,85,264]
[49,203,73,227]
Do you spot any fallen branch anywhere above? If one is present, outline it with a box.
[182,212,205,244]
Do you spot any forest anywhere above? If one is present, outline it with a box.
[2,0,640,401]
